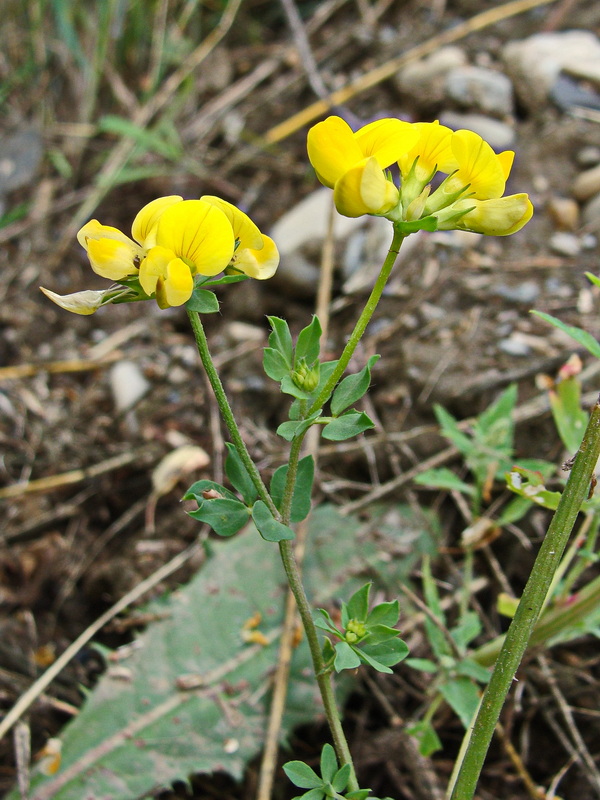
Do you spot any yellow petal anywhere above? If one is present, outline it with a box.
[40,287,108,315]
[497,150,515,181]
[200,195,263,251]
[355,117,419,168]
[307,116,364,188]
[86,238,139,280]
[452,194,534,235]
[131,195,183,247]
[156,258,194,308]
[447,130,507,199]
[233,234,279,279]
[139,246,174,296]
[397,121,455,181]
[155,200,235,276]
[77,219,140,252]
[333,157,399,218]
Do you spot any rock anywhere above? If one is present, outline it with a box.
[550,74,600,113]
[444,66,514,117]
[582,192,600,231]
[110,360,150,413]
[546,196,580,231]
[494,281,540,304]
[394,46,467,107]
[0,130,43,194]
[438,111,515,150]
[577,146,600,168]
[498,336,531,357]
[572,164,600,202]
[549,232,581,257]
[502,30,600,112]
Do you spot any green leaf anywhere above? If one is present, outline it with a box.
[263,347,290,381]
[343,583,371,626]
[277,414,321,442]
[421,557,449,659]
[360,638,409,668]
[281,374,315,400]
[438,676,481,729]
[330,355,380,417]
[456,658,491,684]
[296,789,326,800]
[366,600,399,628]
[434,405,472,455]
[505,467,562,511]
[333,641,362,671]
[188,498,250,537]
[98,115,183,160]
[224,443,258,505]
[414,467,476,496]
[354,648,393,674]
[321,411,375,441]
[405,658,438,673]
[532,310,600,359]
[295,315,322,366]
[283,760,323,789]
[185,288,220,313]
[252,500,295,542]
[331,762,351,793]
[201,273,249,287]
[320,743,338,783]
[450,611,482,652]
[183,480,239,503]
[406,720,443,757]
[549,374,588,453]
[270,456,315,522]
[267,316,293,366]
[314,609,340,636]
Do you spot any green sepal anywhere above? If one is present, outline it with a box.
[289,360,339,419]
[200,273,249,286]
[251,500,295,542]
[394,215,438,234]
[270,455,314,522]
[330,355,380,416]
[321,411,374,441]
[281,374,315,399]
[185,288,220,313]
[187,498,250,537]
[224,442,258,504]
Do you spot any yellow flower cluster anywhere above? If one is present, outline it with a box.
[307,116,533,235]
[42,196,279,315]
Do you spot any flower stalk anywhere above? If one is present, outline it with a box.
[449,394,600,800]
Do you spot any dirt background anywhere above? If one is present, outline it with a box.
[1,0,600,798]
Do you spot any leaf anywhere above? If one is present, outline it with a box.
[184,479,239,504]
[333,642,362,671]
[266,316,293,366]
[455,658,491,684]
[320,743,338,783]
[280,374,314,400]
[98,115,183,160]
[277,415,321,442]
[414,467,476,497]
[283,761,323,789]
[225,443,258,505]
[185,288,220,314]
[439,677,481,729]
[366,600,399,628]
[450,611,482,652]
[434,405,472,455]
[405,658,438,674]
[294,316,322,366]
[321,411,374,441]
[406,720,442,757]
[532,311,600,359]
[270,456,315,522]
[263,348,290,382]
[330,355,380,417]
[505,467,562,511]
[549,375,588,453]
[188,498,250,537]
[343,584,371,627]
[360,638,409,668]
[251,501,295,542]
[331,763,351,793]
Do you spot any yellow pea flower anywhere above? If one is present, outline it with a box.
[76,220,143,281]
[397,121,455,183]
[201,196,280,279]
[438,194,534,236]
[307,115,418,218]
[444,130,514,200]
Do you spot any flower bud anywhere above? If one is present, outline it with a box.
[291,359,320,393]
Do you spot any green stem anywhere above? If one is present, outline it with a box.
[278,539,359,792]
[280,435,304,525]
[449,395,600,800]
[308,227,405,416]
[187,309,277,516]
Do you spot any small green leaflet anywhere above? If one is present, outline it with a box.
[322,411,374,441]
[224,443,258,504]
[185,288,220,313]
[251,500,295,542]
[270,456,314,522]
[532,310,600,359]
[330,355,380,416]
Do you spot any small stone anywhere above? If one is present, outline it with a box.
[550,74,600,113]
[395,46,467,107]
[444,66,514,117]
[546,196,580,231]
[581,233,598,250]
[110,361,150,413]
[549,232,581,257]
[0,130,43,193]
[498,337,531,357]
[576,146,600,168]
[494,281,540,304]
[572,164,600,202]
[582,192,600,231]
[438,111,515,150]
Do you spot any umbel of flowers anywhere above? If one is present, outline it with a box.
[307,116,533,235]
[42,195,279,315]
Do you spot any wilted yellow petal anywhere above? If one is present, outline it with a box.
[131,195,183,247]
[233,234,279,279]
[446,130,508,199]
[139,246,174,296]
[355,117,419,169]
[201,195,263,251]
[307,116,364,188]
[40,287,109,315]
[333,157,399,218]
[156,257,194,308]
[86,238,139,280]
[450,194,534,235]
[155,200,235,276]
[398,121,455,181]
